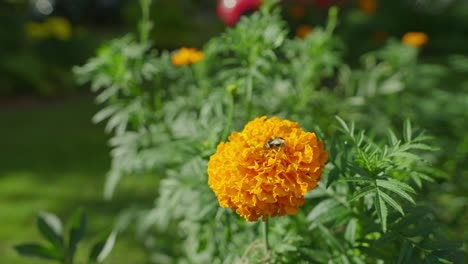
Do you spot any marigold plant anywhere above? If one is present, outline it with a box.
[171,47,204,66]
[208,116,328,221]
[402,32,428,47]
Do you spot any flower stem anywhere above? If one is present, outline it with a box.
[138,0,152,45]
[154,73,162,120]
[245,74,253,122]
[221,89,235,141]
[263,217,270,252]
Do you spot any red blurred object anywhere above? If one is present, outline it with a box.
[296,0,342,7]
[217,0,262,26]
[217,0,346,26]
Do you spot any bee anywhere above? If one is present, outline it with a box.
[266,137,285,149]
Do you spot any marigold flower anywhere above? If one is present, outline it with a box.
[402,32,428,47]
[371,31,388,44]
[171,47,204,66]
[359,0,377,15]
[289,4,305,20]
[208,116,328,221]
[296,25,313,39]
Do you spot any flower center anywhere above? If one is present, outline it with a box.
[266,137,285,149]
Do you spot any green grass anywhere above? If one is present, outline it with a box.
[0,96,158,264]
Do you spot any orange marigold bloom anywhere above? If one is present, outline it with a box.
[296,25,313,39]
[208,116,328,221]
[371,31,388,44]
[359,0,377,15]
[289,4,306,20]
[171,47,204,66]
[402,32,428,47]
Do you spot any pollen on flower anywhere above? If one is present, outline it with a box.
[171,47,204,66]
[402,32,428,48]
[207,116,328,222]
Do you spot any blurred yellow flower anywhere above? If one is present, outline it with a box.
[402,32,428,47]
[171,47,204,66]
[25,22,49,40]
[296,25,313,39]
[24,17,72,41]
[208,116,328,222]
[46,17,72,41]
[359,0,377,15]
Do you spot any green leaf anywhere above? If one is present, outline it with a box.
[388,151,420,160]
[326,167,340,188]
[387,130,399,146]
[335,116,350,133]
[403,119,412,142]
[424,254,440,264]
[89,230,117,263]
[411,173,423,188]
[397,240,413,264]
[422,239,463,251]
[356,131,365,146]
[375,190,388,232]
[68,209,87,260]
[349,185,376,202]
[308,203,350,230]
[406,143,437,151]
[379,178,415,193]
[307,199,340,222]
[376,179,415,204]
[104,170,123,200]
[15,243,63,261]
[92,105,121,124]
[344,218,357,244]
[37,212,64,250]
[318,224,345,253]
[340,177,373,184]
[379,191,404,215]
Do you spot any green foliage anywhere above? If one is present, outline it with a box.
[74,1,466,263]
[15,210,116,264]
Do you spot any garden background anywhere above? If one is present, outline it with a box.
[0,0,467,263]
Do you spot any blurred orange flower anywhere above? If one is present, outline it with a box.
[289,4,306,20]
[208,116,328,221]
[171,47,204,66]
[402,32,428,47]
[359,0,377,15]
[371,31,388,44]
[296,25,313,39]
